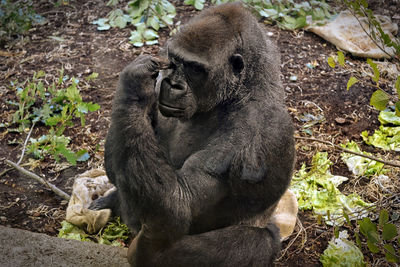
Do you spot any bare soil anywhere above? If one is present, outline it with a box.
[0,1,399,266]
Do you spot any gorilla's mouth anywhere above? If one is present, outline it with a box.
[158,101,185,117]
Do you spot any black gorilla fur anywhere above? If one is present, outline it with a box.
[90,2,295,266]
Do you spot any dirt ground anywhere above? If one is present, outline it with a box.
[1,1,400,266]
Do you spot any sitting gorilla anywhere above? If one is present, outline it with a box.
[91,2,295,266]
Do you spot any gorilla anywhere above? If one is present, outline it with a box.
[90,2,295,266]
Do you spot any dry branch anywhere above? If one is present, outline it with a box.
[17,122,35,165]
[5,160,70,201]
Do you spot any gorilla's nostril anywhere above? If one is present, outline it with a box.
[171,82,186,91]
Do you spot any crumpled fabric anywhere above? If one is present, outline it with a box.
[66,169,115,234]
[308,10,398,59]
[271,189,298,241]
[242,189,298,241]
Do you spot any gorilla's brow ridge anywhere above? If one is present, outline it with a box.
[168,49,209,69]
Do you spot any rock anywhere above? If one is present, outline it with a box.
[0,226,130,267]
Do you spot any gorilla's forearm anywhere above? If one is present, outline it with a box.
[105,59,196,242]
[112,113,188,231]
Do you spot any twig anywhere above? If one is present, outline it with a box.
[295,136,400,168]
[277,217,306,260]
[0,167,13,177]
[5,159,70,201]
[17,122,35,165]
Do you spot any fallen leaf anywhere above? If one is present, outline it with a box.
[335,117,346,124]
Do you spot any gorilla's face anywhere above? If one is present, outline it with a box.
[158,51,244,120]
[158,52,211,119]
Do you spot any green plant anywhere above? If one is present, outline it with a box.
[321,209,399,265]
[0,0,46,44]
[329,1,400,115]
[328,51,400,116]
[184,0,205,10]
[11,70,46,131]
[93,0,176,47]
[191,0,334,29]
[356,210,399,263]
[264,0,333,30]
[9,70,100,165]
[93,0,333,47]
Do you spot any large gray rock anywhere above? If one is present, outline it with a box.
[0,225,130,267]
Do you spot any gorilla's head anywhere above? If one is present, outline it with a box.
[158,3,282,119]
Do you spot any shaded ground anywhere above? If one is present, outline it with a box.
[0,1,399,266]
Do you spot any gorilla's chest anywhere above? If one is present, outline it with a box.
[164,120,217,169]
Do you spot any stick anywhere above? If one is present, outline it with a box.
[17,122,35,165]
[5,160,70,201]
[295,136,400,168]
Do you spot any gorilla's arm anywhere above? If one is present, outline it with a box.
[108,56,190,236]
[108,56,231,245]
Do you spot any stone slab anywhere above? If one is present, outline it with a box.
[0,225,130,267]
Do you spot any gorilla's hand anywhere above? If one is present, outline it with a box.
[119,55,169,104]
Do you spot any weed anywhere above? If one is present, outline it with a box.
[9,70,100,165]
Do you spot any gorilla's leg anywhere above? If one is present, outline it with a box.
[150,223,281,267]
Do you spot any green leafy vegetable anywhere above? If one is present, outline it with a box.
[362,126,400,152]
[320,230,365,267]
[378,111,400,125]
[58,218,130,247]
[290,152,372,226]
[98,217,130,246]
[340,141,387,176]
[361,111,400,151]
[58,221,90,241]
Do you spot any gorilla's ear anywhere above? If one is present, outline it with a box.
[230,54,244,75]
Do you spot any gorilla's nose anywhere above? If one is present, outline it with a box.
[168,79,187,91]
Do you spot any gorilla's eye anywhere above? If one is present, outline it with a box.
[185,62,206,74]
[169,61,177,70]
